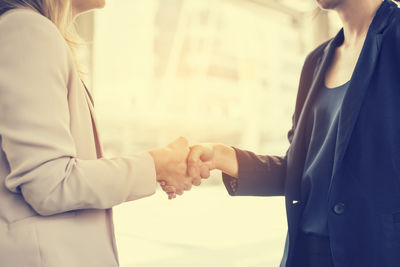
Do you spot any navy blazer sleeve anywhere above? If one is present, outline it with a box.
[222,122,294,196]
[222,149,288,196]
[222,44,325,197]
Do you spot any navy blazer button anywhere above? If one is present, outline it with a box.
[333,203,345,215]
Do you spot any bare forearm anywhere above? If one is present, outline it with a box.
[213,144,239,178]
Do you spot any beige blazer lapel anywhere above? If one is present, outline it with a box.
[81,83,104,158]
[81,82,120,263]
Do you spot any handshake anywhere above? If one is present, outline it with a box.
[149,137,226,199]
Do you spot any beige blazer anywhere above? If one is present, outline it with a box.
[0,9,157,267]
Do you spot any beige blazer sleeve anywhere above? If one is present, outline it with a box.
[0,10,157,216]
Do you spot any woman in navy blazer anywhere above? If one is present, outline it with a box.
[186,0,400,266]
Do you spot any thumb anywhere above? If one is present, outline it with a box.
[199,145,214,163]
[169,136,189,149]
[187,145,204,178]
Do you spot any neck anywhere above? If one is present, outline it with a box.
[335,0,382,47]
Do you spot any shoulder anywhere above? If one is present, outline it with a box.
[1,8,58,34]
[0,9,72,81]
[297,38,331,84]
[304,39,331,68]
[378,2,400,62]
[1,8,51,23]
[0,8,70,58]
[392,4,400,33]
[384,2,400,38]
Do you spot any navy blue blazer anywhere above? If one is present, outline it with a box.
[223,1,400,266]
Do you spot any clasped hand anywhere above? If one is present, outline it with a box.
[149,137,215,199]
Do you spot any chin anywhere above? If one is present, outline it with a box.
[91,0,106,10]
[97,0,106,9]
[74,0,106,14]
[316,0,344,10]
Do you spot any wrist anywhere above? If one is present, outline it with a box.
[149,148,166,181]
[213,144,238,178]
[212,144,225,171]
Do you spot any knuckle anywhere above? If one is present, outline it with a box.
[193,179,201,186]
[178,136,188,145]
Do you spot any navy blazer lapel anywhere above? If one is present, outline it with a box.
[286,33,342,200]
[295,32,343,133]
[295,39,336,133]
[331,0,397,179]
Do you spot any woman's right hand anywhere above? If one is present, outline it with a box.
[149,137,193,196]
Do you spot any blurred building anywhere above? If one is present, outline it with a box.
[77,0,341,167]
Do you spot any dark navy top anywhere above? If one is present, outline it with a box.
[300,81,349,236]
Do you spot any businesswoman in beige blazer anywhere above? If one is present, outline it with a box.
[0,0,193,266]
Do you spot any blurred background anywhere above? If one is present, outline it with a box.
[75,0,341,266]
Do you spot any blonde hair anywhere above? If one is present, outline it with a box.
[0,0,83,72]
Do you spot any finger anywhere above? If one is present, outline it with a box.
[200,165,211,179]
[164,185,176,193]
[159,181,166,187]
[192,177,201,186]
[160,183,168,191]
[175,189,184,196]
[188,166,200,180]
[168,193,176,200]
[183,182,192,191]
[187,146,203,178]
